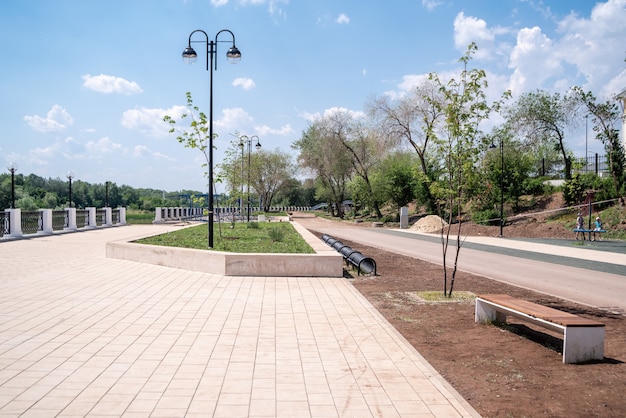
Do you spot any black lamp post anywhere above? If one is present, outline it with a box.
[7,162,18,209]
[489,141,504,237]
[182,29,241,248]
[238,135,261,222]
[66,171,74,208]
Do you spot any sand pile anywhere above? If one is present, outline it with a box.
[410,215,448,233]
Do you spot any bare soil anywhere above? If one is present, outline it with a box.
[296,198,626,417]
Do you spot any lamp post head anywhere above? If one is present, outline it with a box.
[7,162,18,173]
[66,171,75,180]
[255,141,261,150]
[182,46,198,64]
[226,45,241,64]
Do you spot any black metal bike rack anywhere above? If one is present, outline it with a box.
[320,233,376,275]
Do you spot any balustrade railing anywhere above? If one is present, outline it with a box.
[20,211,43,234]
[96,209,105,226]
[76,209,89,228]
[52,210,68,231]
[2,207,126,241]
[0,212,9,238]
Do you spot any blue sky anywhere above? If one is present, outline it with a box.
[1,0,625,193]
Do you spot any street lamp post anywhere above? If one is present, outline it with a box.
[489,141,504,237]
[7,162,18,209]
[239,135,261,222]
[182,29,241,248]
[66,171,75,208]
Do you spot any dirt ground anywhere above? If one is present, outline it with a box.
[296,207,626,417]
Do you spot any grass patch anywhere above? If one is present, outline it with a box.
[414,290,476,303]
[135,222,314,253]
[125,210,155,224]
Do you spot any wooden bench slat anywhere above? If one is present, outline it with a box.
[477,294,604,327]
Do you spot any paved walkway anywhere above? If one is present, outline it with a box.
[0,225,479,417]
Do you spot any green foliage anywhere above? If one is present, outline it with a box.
[504,89,579,179]
[471,209,500,226]
[247,221,260,229]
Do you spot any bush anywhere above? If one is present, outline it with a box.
[268,227,285,242]
[471,209,500,226]
[247,221,260,229]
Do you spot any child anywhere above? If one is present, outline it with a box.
[575,212,585,240]
[592,216,603,241]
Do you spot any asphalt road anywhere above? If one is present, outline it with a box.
[298,219,626,315]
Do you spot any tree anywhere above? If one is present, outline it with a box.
[368,78,444,211]
[505,90,579,180]
[251,149,295,212]
[316,110,385,218]
[373,152,420,212]
[428,43,504,297]
[293,123,353,219]
[572,86,625,204]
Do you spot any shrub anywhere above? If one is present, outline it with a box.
[247,221,260,229]
[471,209,500,226]
[268,227,285,242]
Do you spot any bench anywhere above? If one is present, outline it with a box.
[573,228,606,240]
[475,294,605,363]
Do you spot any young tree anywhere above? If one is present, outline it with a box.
[428,43,506,297]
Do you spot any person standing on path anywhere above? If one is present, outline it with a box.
[576,212,586,240]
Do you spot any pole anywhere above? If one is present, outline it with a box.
[499,139,504,237]
[240,143,244,217]
[208,39,215,248]
[10,171,15,209]
[247,140,251,222]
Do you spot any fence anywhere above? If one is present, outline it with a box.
[153,206,312,223]
[540,154,610,178]
[1,207,126,240]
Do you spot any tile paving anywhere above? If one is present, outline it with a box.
[0,225,479,417]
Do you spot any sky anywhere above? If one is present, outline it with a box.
[1,0,625,194]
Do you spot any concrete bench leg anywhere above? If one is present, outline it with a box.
[563,326,605,363]
[475,299,506,323]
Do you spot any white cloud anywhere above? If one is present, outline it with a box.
[336,13,350,24]
[422,0,442,11]
[255,124,293,136]
[82,74,143,95]
[301,107,365,122]
[453,12,495,58]
[211,0,229,7]
[554,0,626,98]
[85,137,124,157]
[121,105,186,137]
[233,77,256,90]
[502,0,626,98]
[24,105,74,133]
[214,107,254,131]
[508,26,560,95]
[133,145,176,161]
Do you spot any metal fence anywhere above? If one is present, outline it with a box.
[0,212,9,238]
[20,211,43,234]
[538,154,610,178]
[52,210,68,231]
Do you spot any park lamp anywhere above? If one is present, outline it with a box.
[181,29,241,248]
[7,162,18,209]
